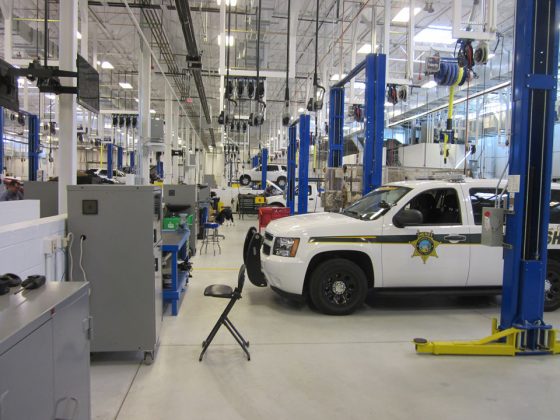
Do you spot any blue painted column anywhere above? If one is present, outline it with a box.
[117,146,123,170]
[328,87,344,167]
[130,151,135,170]
[286,124,297,215]
[363,53,387,195]
[252,155,259,168]
[0,107,4,176]
[298,115,311,214]
[106,143,113,179]
[28,114,40,181]
[261,148,268,187]
[499,0,560,347]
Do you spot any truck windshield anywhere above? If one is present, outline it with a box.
[342,186,411,220]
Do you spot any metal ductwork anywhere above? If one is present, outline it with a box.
[175,0,216,148]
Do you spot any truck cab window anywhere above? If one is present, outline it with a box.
[402,188,462,225]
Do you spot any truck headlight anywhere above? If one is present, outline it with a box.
[273,237,300,257]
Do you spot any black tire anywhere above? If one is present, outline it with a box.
[309,258,368,315]
[276,176,287,188]
[269,202,285,208]
[545,259,560,311]
[240,175,251,186]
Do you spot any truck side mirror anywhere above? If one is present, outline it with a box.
[393,209,423,228]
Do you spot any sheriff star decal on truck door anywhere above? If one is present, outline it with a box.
[409,231,441,263]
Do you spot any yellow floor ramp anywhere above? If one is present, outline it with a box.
[414,319,560,356]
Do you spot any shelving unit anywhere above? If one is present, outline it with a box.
[162,229,191,316]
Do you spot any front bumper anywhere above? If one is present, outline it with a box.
[245,230,306,298]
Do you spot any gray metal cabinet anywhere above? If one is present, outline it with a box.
[0,282,90,420]
[67,186,163,362]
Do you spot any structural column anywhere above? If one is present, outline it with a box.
[137,26,151,185]
[58,0,78,213]
[164,84,173,183]
[0,0,13,62]
[172,103,179,183]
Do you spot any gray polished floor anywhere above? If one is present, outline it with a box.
[91,219,560,420]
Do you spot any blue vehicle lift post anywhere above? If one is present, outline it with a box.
[298,115,311,214]
[27,114,40,181]
[415,0,560,356]
[117,146,123,171]
[261,147,268,187]
[106,143,113,179]
[328,87,344,168]
[287,122,297,215]
[130,151,135,171]
[328,53,386,194]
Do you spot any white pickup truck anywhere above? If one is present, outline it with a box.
[265,183,324,213]
[245,179,560,315]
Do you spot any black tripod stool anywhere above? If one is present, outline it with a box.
[199,264,250,361]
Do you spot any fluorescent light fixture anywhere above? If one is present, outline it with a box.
[330,73,347,81]
[217,34,235,46]
[155,117,160,120]
[487,53,496,60]
[45,93,56,100]
[77,31,82,40]
[385,102,394,107]
[298,107,305,113]
[414,26,456,44]
[357,43,378,54]
[421,80,437,89]
[119,82,133,89]
[134,98,139,103]
[101,61,114,69]
[97,61,101,66]
[150,109,156,114]
[393,7,421,23]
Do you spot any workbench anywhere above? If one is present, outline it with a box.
[162,229,190,315]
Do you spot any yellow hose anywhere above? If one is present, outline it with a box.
[444,67,464,162]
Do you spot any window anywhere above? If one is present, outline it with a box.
[401,188,462,225]
[550,190,560,224]
[470,188,501,225]
[268,165,278,171]
[342,186,411,220]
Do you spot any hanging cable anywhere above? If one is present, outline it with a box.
[307,0,325,112]
[282,0,291,126]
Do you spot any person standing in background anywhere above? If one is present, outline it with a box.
[0,179,23,201]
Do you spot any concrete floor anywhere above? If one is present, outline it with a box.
[91,219,560,420]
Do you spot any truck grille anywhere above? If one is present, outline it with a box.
[263,243,271,255]
[265,232,274,242]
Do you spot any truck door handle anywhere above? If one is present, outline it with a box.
[309,198,314,201]
[444,235,467,244]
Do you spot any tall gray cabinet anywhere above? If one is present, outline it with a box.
[67,185,163,363]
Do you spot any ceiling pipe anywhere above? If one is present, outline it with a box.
[175,0,216,147]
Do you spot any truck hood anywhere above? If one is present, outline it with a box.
[266,212,379,238]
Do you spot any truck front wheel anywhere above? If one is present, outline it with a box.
[309,258,368,315]
[545,260,560,312]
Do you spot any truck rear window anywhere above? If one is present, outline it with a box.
[471,188,560,225]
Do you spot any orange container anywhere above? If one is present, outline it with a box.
[258,207,291,231]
